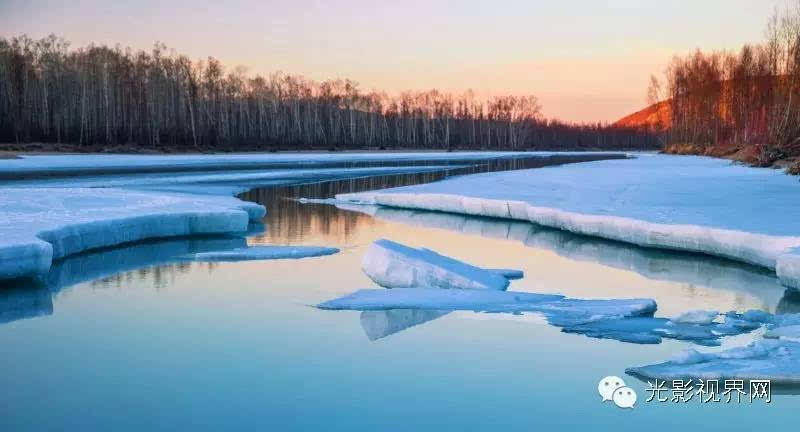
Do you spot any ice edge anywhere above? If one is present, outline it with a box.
[336,191,800,288]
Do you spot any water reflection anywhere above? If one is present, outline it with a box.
[777,288,800,314]
[0,284,53,324]
[338,205,784,311]
[0,154,787,333]
[0,234,254,324]
[360,309,451,341]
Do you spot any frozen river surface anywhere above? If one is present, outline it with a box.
[0,156,798,430]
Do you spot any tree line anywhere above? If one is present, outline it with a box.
[651,3,800,168]
[0,34,657,151]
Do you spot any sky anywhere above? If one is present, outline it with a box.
[0,0,783,122]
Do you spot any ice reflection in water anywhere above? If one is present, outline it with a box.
[0,166,793,333]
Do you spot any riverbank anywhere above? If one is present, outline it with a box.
[662,142,800,175]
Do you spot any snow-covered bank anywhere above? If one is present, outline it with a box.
[0,188,265,280]
[336,155,800,288]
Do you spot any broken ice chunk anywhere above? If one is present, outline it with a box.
[318,288,656,322]
[361,239,510,291]
[185,245,339,261]
[672,310,719,325]
[484,268,524,280]
[627,340,800,385]
[765,325,800,341]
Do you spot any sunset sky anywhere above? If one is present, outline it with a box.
[0,0,782,122]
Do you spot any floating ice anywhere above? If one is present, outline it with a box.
[336,204,786,308]
[765,325,800,341]
[484,268,524,280]
[626,340,800,385]
[361,239,510,291]
[673,310,719,325]
[318,288,656,324]
[336,154,800,288]
[0,188,264,280]
[185,245,340,261]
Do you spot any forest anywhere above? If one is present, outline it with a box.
[0,35,656,152]
[651,4,800,172]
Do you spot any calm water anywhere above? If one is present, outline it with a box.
[1,167,797,431]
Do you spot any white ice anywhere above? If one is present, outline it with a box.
[361,239,510,291]
[336,154,800,288]
[484,268,524,280]
[627,339,800,385]
[0,187,265,279]
[673,310,720,325]
[336,204,786,308]
[185,245,340,261]
[0,151,563,179]
[317,288,656,323]
[764,325,800,341]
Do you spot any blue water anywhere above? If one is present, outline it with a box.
[1,176,797,431]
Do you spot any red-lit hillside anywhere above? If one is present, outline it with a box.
[614,101,670,131]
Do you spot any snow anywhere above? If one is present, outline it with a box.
[361,239,510,291]
[336,154,800,287]
[626,340,800,385]
[185,245,339,261]
[0,188,264,280]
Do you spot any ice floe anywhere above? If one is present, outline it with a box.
[336,204,786,309]
[0,188,265,280]
[185,245,340,261]
[484,268,524,279]
[627,340,800,385]
[673,310,719,325]
[361,239,510,291]
[335,154,800,288]
[764,325,800,341]
[317,288,656,320]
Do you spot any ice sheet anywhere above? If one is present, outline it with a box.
[627,340,800,385]
[336,204,785,308]
[318,288,656,321]
[0,188,264,279]
[0,151,577,179]
[336,154,800,287]
[484,268,524,279]
[185,245,340,261]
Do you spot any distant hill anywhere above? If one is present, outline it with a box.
[614,100,670,131]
